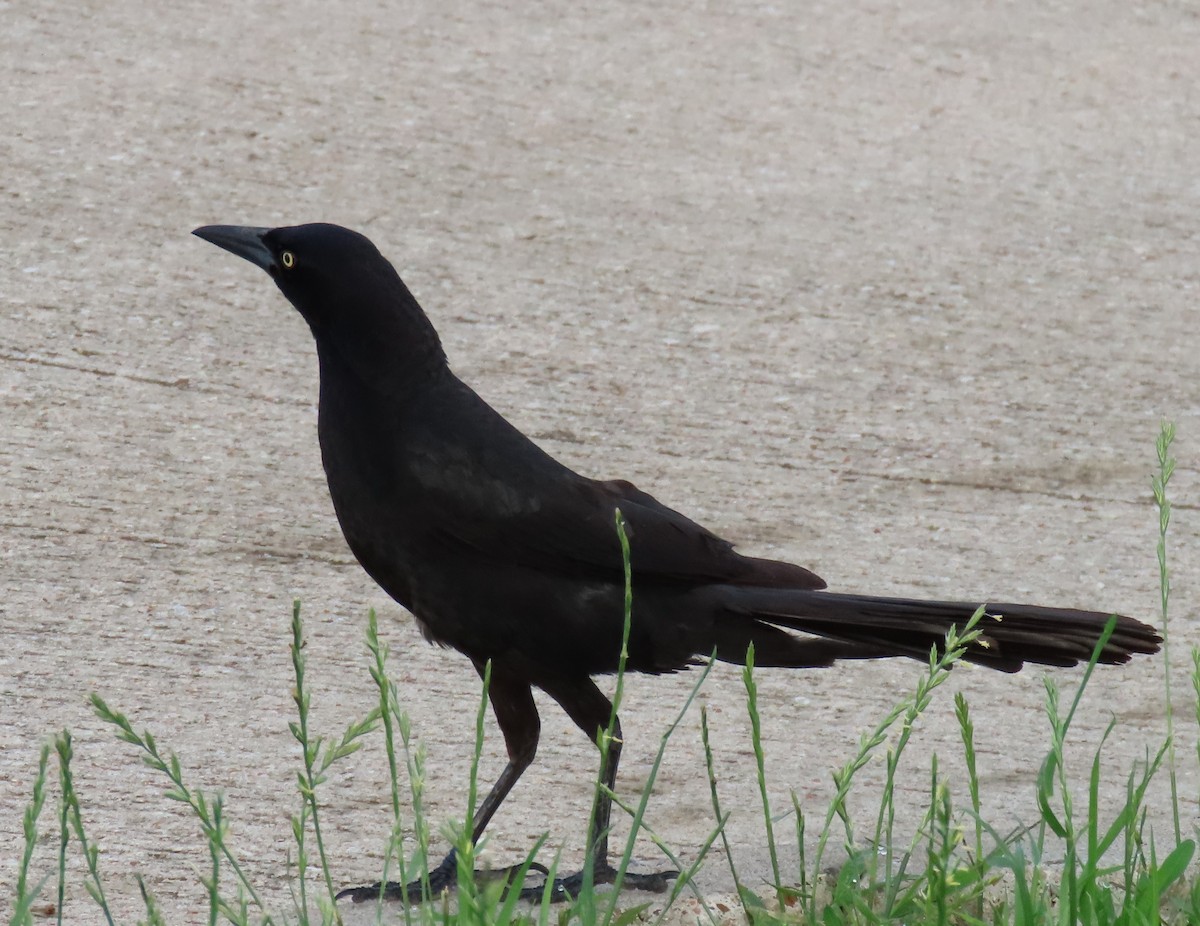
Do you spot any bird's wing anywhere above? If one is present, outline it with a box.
[581,476,826,588]
[405,379,825,589]
[426,463,824,589]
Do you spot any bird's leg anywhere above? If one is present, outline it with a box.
[525,678,678,903]
[338,664,542,904]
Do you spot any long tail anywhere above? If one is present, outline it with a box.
[711,588,1161,673]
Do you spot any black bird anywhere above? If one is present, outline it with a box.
[193,222,1160,903]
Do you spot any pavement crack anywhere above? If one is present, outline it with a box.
[850,468,1180,510]
[0,348,309,407]
[2,520,355,566]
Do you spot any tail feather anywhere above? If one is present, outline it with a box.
[715,588,1161,672]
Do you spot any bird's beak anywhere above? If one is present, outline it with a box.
[192,225,275,272]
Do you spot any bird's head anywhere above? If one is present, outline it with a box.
[192,223,397,327]
[193,222,446,390]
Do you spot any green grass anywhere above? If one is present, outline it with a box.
[9,421,1197,925]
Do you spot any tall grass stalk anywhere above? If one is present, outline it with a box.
[10,744,51,926]
[922,756,952,926]
[701,705,743,899]
[1152,420,1179,843]
[55,743,68,926]
[1193,651,1200,800]
[741,644,784,908]
[291,601,334,922]
[576,509,637,920]
[137,873,169,926]
[289,601,379,923]
[205,797,220,926]
[1033,618,1116,926]
[364,608,416,926]
[953,691,985,923]
[55,730,115,926]
[444,657,494,922]
[399,691,433,906]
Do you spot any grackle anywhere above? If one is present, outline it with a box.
[193,222,1160,903]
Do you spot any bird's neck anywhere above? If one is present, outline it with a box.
[314,311,449,400]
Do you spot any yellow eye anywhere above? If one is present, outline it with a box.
[281,251,295,269]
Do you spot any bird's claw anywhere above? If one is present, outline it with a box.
[336,851,459,903]
[518,864,679,903]
[336,851,557,904]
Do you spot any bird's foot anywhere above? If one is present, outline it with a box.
[519,861,678,903]
[336,849,552,904]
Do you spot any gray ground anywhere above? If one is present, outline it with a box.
[4,1,1200,922]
